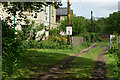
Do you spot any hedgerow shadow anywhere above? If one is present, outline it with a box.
[13,49,70,79]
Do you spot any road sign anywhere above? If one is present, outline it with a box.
[66,26,72,35]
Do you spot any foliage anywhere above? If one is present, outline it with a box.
[82,42,91,47]
[57,36,67,45]
[48,35,58,42]
[2,21,24,78]
[95,17,106,34]
[17,20,45,40]
[16,30,24,40]
[105,33,120,79]
[50,28,60,36]
[90,33,102,42]
[85,17,107,34]
[105,54,119,79]
[105,11,120,34]
[22,40,71,50]
[85,11,120,34]
[24,19,30,25]
[57,12,119,36]
[90,11,120,34]
[58,16,86,36]
[2,2,62,26]
[30,22,45,40]
[81,32,102,47]
[80,31,91,42]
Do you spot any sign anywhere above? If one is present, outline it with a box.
[66,26,72,35]
[110,35,115,39]
[110,35,115,49]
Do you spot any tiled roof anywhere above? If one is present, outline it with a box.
[56,7,73,16]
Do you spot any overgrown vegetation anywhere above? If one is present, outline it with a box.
[105,34,120,79]
[2,21,25,79]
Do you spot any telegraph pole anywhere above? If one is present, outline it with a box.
[67,0,71,45]
[91,11,93,32]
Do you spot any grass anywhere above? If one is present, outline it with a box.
[64,43,104,78]
[104,41,120,79]
[105,53,119,79]
[11,46,86,79]
[7,42,110,79]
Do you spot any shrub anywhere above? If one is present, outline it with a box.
[57,36,67,45]
[82,42,91,47]
[105,34,120,79]
[48,35,57,42]
[49,28,60,36]
[2,21,24,78]
[38,40,69,49]
[22,39,72,50]
[90,33,102,42]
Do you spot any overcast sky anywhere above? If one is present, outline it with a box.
[61,0,120,19]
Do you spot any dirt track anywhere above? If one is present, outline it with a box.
[33,44,110,80]
[91,46,109,80]
[38,43,97,80]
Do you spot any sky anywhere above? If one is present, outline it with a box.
[61,0,120,19]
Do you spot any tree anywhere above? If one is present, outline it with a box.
[58,16,86,36]
[105,11,120,34]
[95,17,106,34]
[2,2,62,27]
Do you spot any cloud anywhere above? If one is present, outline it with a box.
[62,1,119,18]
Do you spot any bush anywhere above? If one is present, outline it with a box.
[82,42,91,47]
[48,35,57,42]
[2,21,24,78]
[90,33,102,42]
[22,40,72,50]
[105,35,120,79]
[57,36,67,45]
[50,28,60,36]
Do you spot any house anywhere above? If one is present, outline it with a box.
[0,2,57,40]
[56,7,73,22]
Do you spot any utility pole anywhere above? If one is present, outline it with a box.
[91,11,93,32]
[67,0,71,45]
